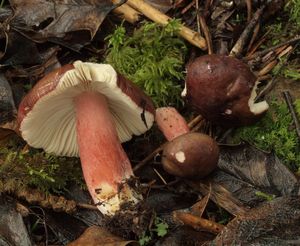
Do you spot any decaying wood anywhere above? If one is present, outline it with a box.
[112,0,140,23]
[173,211,225,234]
[229,6,265,57]
[126,0,207,50]
[282,91,300,140]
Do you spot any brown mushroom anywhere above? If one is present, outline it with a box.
[155,107,219,179]
[182,54,269,126]
[17,61,155,216]
[162,132,219,179]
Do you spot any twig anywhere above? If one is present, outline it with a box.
[229,6,265,57]
[195,0,201,34]
[247,23,260,52]
[77,203,98,210]
[282,91,300,140]
[181,1,195,14]
[188,115,203,129]
[247,35,300,61]
[126,0,207,50]
[153,168,168,185]
[246,0,252,22]
[173,211,225,234]
[246,29,271,57]
[257,60,278,77]
[256,44,298,101]
[199,14,213,54]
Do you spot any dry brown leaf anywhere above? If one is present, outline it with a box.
[68,225,137,246]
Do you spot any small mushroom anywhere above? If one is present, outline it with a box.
[155,107,219,179]
[162,132,219,179]
[182,54,269,126]
[17,61,155,216]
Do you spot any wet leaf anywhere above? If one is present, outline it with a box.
[68,225,137,246]
[9,0,117,50]
[0,196,32,246]
[216,144,299,206]
[0,74,17,131]
[214,196,300,245]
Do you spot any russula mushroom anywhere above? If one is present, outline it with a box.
[17,61,155,216]
[155,107,219,179]
[182,54,269,126]
[162,132,219,179]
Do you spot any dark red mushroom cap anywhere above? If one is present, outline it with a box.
[17,61,155,156]
[162,132,219,179]
[182,54,269,126]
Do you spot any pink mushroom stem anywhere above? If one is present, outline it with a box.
[155,107,190,141]
[75,91,137,215]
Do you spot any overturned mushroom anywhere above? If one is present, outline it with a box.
[182,54,269,126]
[17,61,155,216]
[156,107,219,179]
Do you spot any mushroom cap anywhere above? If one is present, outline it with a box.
[17,61,155,156]
[162,132,219,179]
[182,54,269,126]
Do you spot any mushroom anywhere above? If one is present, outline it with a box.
[17,61,155,216]
[182,54,269,126]
[162,132,219,179]
[155,107,219,179]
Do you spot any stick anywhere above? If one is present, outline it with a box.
[282,91,300,140]
[247,35,300,61]
[229,6,264,57]
[173,211,225,234]
[256,44,298,100]
[126,0,207,50]
[112,0,140,23]
[199,14,213,54]
[246,0,252,22]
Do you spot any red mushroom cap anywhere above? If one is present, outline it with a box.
[17,61,155,156]
[182,54,269,126]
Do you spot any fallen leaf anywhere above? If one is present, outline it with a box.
[68,225,136,246]
[213,196,300,245]
[9,0,117,50]
[0,74,17,131]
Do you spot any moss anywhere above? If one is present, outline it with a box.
[105,19,187,107]
[0,137,85,195]
[233,99,300,171]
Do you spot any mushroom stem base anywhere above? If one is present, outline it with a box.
[75,92,139,215]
